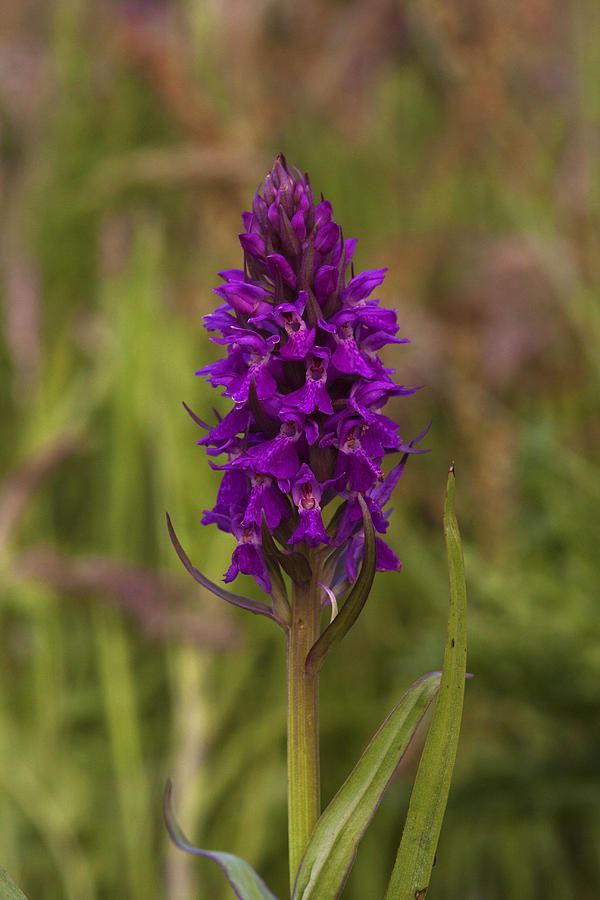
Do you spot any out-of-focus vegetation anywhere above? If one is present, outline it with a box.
[0,1,599,898]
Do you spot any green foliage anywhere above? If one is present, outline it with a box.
[293,673,441,900]
[386,469,466,898]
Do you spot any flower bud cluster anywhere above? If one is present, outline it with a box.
[195,155,426,593]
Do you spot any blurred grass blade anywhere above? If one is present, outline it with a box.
[0,866,27,899]
[164,780,279,900]
[385,466,467,900]
[292,672,442,900]
[305,494,376,675]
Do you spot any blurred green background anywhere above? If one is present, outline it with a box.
[1,1,599,898]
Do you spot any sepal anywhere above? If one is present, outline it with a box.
[181,401,210,430]
[303,287,322,328]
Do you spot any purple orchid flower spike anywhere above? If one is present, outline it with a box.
[171,153,428,604]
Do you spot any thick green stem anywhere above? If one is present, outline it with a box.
[287,563,321,895]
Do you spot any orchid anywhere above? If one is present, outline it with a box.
[194,154,428,592]
[166,156,467,900]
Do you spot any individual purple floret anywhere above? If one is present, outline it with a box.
[289,464,330,547]
[188,154,428,594]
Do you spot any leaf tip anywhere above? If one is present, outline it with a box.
[163,777,181,848]
[163,777,176,820]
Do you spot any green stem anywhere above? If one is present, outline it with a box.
[287,560,321,895]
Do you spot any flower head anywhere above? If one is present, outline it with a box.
[195,155,427,593]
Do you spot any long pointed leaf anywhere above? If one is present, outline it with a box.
[305,494,376,675]
[166,513,279,622]
[292,672,442,900]
[164,780,279,900]
[385,465,467,899]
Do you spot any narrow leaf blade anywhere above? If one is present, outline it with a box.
[305,494,376,675]
[293,672,442,900]
[166,513,277,620]
[164,780,279,900]
[385,465,467,899]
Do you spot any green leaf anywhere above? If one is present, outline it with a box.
[164,779,279,900]
[0,866,27,899]
[385,465,468,900]
[305,494,376,675]
[166,513,281,622]
[292,672,442,900]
